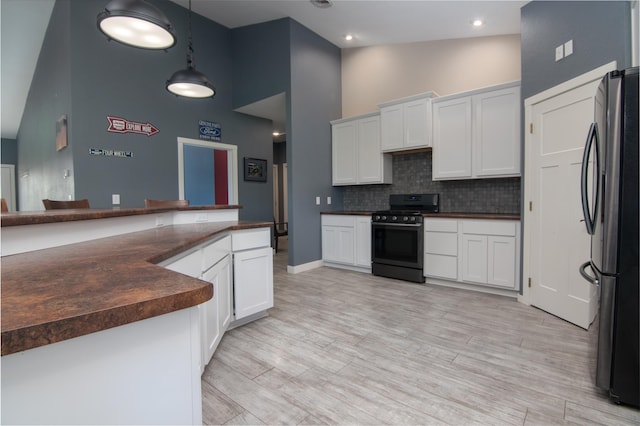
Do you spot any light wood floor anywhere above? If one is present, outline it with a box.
[202,238,639,425]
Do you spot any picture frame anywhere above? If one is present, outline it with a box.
[244,157,267,182]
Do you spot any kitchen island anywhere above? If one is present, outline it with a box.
[1,206,272,425]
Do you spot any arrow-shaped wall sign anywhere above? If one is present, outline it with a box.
[106,116,159,137]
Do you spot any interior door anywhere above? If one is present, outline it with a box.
[528,79,602,329]
[1,164,16,211]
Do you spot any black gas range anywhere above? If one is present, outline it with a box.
[371,194,439,283]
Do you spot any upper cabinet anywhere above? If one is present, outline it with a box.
[331,112,392,186]
[432,82,521,180]
[378,92,438,152]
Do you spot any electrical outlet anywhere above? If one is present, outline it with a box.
[315,196,320,205]
[112,194,120,205]
[555,45,564,62]
[564,39,573,56]
[327,196,332,205]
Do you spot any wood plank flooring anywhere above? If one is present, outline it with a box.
[202,238,639,425]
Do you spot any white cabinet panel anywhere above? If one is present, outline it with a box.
[487,236,516,288]
[425,232,458,256]
[432,82,520,180]
[379,92,436,153]
[425,253,458,280]
[232,228,270,251]
[201,255,231,366]
[355,217,372,268]
[233,247,274,320]
[331,113,391,186]
[322,226,355,264]
[432,97,473,179]
[462,234,488,284]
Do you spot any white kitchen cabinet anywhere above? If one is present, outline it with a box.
[232,228,273,321]
[424,218,520,292]
[424,219,458,280]
[200,254,231,366]
[331,113,392,185]
[379,92,437,152]
[432,82,520,180]
[355,216,372,268]
[322,214,371,271]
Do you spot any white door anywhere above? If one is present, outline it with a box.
[526,78,604,329]
[1,164,16,211]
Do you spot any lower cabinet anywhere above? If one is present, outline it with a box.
[425,218,520,291]
[161,227,273,373]
[322,214,371,270]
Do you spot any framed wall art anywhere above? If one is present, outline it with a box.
[243,157,267,182]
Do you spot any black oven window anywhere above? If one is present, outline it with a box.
[373,227,419,264]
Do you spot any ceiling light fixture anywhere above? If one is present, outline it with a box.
[310,0,333,9]
[472,19,484,27]
[345,34,353,41]
[97,0,176,50]
[166,0,215,99]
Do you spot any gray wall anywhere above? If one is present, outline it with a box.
[232,19,342,267]
[17,0,74,211]
[344,152,520,214]
[18,0,273,218]
[521,1,633,100]
[288,20,342,266]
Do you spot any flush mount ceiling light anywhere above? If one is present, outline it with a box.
[97,0,176,49]
[166,0,215,99]
[472,19,484,27]
[345,34,353,41]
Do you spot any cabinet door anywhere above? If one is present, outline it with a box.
[432,97,472,180]
[234,247,274,320]
[357,115,383,183]
[332,121,358,185]
[474,86,521,177]
[380,104,404,152]
[322,225,355,265]
[404,98,430,148]
[355,217,372,268]
[424,231,458,280]
[461,234,488,284]
[201,261,222,366]
[217,255,232,332]
[487,236,516,289]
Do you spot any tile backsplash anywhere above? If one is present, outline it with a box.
[343,151,521,214]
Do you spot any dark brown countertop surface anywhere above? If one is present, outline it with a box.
[322,211,520,220]
[0,204,242,227]
[1,220,270,356]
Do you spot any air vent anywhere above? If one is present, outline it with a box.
[310,0,333,8]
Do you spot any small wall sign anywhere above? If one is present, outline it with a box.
[89,148,133,158]
[106,116,159,136]
[199,120,221,141]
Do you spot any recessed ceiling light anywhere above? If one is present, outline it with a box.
[345,34,353,41]
[310,0,333,9]
[472,19,484,27]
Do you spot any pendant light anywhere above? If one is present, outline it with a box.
[97,0,176,50]
[166,0,215,98]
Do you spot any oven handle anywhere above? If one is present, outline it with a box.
[372,223,423,227]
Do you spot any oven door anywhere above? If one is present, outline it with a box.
[372,222,423,269]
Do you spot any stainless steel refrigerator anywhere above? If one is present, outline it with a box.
[580,66,639,407]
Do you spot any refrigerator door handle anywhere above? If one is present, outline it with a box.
[579,261,599,286]
[580,122,600,235]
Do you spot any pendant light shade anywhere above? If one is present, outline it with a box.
[97,0,176,50]
[166,0,215,99]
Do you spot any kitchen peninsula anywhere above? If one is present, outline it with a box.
[1,206,273,425]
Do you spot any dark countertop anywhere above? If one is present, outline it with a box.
[321,211,520,220]
[1,220,270,356]
[0,204,242,227]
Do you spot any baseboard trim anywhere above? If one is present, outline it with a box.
[287,260,324,274]
[425,277,518,298]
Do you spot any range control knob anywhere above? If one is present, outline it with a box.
[410,216,416,222]
[392,216,397,221]
[403,216,409,221]
[374,215,380,221]
[382,216,387,221]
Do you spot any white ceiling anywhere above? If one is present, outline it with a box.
[0,0,526,140]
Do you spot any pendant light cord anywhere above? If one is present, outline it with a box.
[187,0,195,70]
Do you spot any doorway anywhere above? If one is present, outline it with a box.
[522,62,616,329]
[177,137,238,205]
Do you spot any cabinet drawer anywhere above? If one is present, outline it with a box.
[425,254,458,280]
[424,219,458,232]
[232,228,270,251]
[462,220,516,236]
[425,232,457,256]
[202,236,231,271]
[321,215,356,227]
